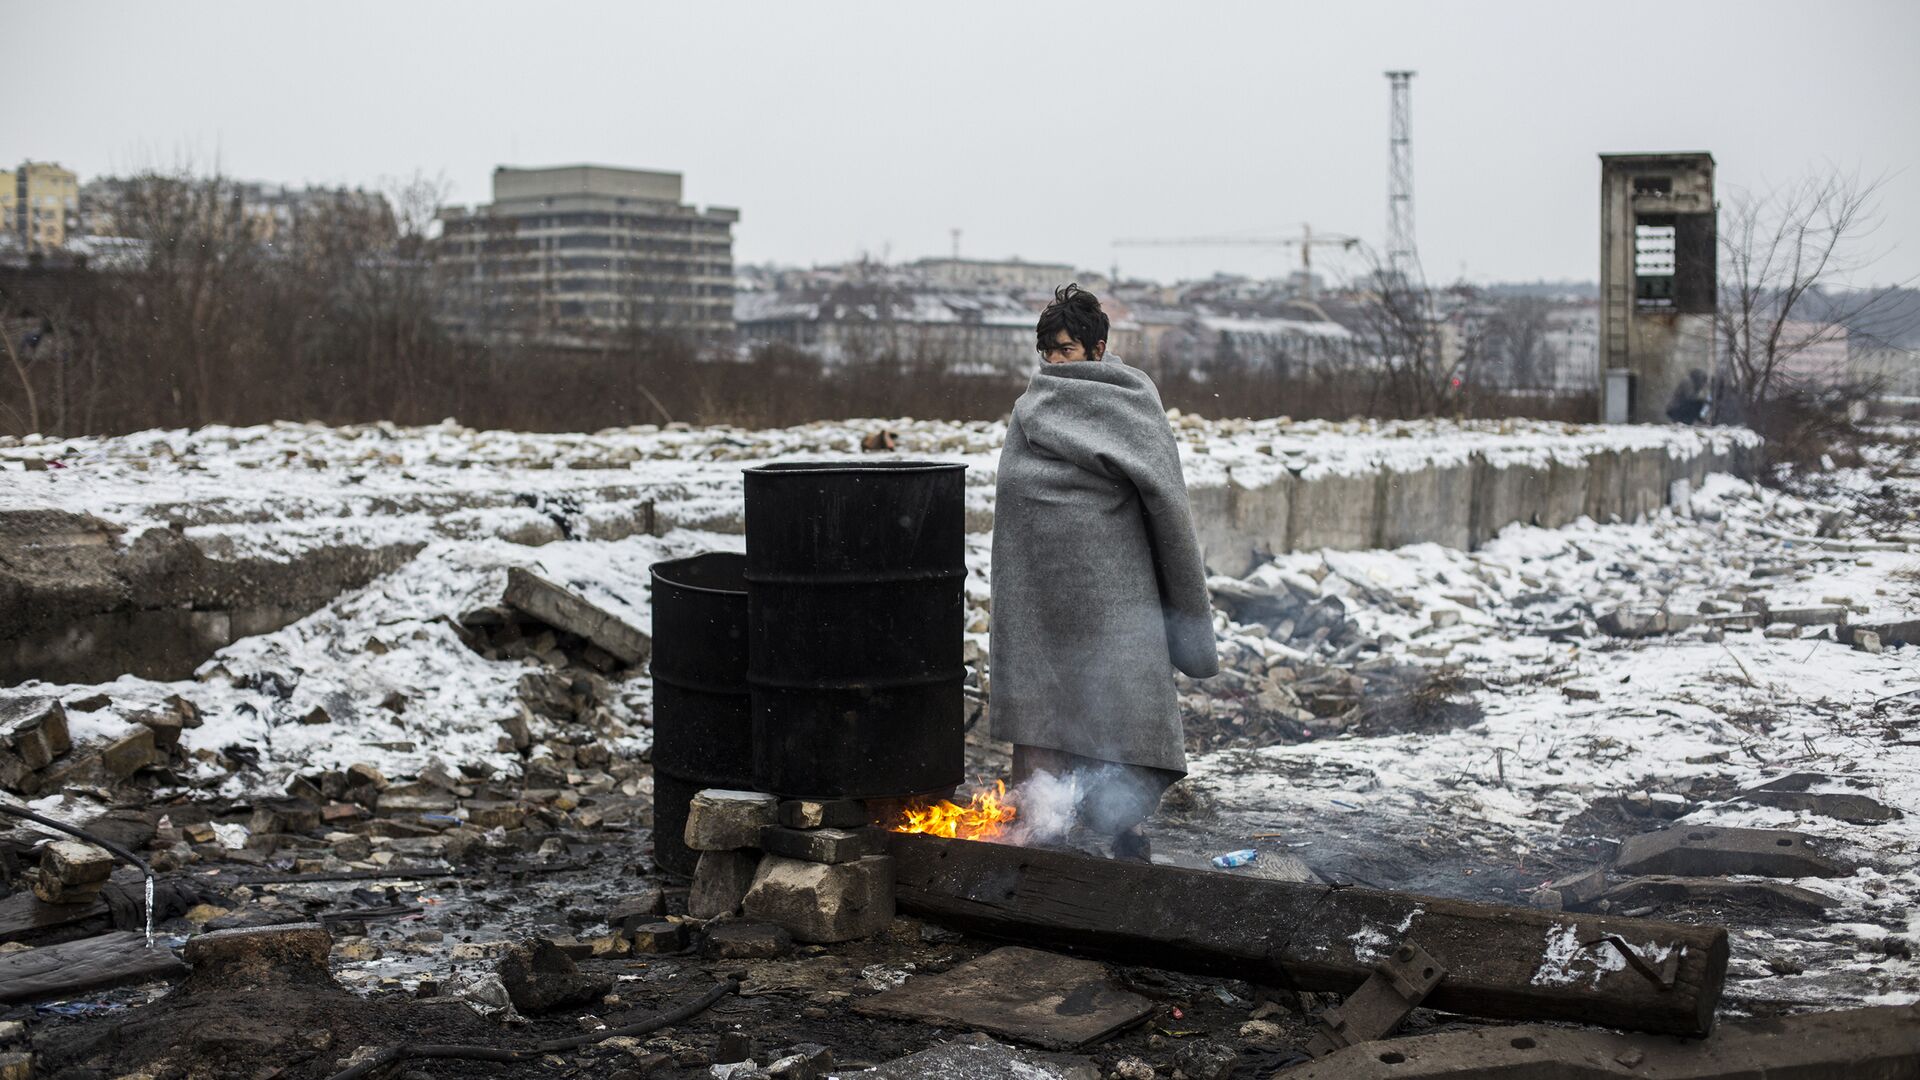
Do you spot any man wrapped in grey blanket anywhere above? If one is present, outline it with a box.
[990,285,1219,860]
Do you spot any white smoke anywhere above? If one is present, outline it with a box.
[1004,763,1163,846]
[1004,768,1083,845]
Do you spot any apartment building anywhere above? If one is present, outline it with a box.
[1,161,80,251]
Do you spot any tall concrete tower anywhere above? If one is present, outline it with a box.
[1598,153,1716,423]
[1385,71,1417,278]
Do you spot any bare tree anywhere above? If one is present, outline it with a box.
[1718,170,1916,420]
[1344,247,1465,416]
[1480,294,1555,390]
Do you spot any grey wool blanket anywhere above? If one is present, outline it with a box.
[989,355,1220,775]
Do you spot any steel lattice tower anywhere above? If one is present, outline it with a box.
[1385,71,1417,277]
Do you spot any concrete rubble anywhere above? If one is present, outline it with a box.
[0,418,1911,1078]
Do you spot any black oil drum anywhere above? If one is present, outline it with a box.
[744,461,966,799]
[648,551,751,877]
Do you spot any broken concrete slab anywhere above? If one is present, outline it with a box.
[1278,1002,1920,1079]
[181,923,333,990]
[1600,876,1837,917]
[1613,826,1845,879]
[502,566,650,666]
[855,946,1152,1051]
[742,855,894,943]
[689,849,761,920]
[758,825,887,865]
[1735,772,1902,825]
[685,789,779,851]
[1762,603,1850,627]
[0,931,187,1004]
[852,1035,1099,1079]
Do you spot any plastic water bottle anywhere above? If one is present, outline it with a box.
[1212,849,1259,869]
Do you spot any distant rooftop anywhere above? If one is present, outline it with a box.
[492,164,683,204]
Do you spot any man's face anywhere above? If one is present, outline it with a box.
[1040,330,1104,364]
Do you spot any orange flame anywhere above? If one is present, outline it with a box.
[892,780,1017,841]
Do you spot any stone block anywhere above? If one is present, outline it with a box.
[684,789,778,852]
[688,849,761,919]
[0,697,69,771]
[183,923,334,990]
[759,826,887,865]
[100,727,157,779]
[248,797,321,836]
[1543,865,1608,906]
[1853,630,1883,654]
[463,799,528,829]
[705,920,793,959]
[31,874,103,905]
[778,799,869,830]
[742,854,895,944]
[1382,463,1472,551]
[376,783,458,815]
[607,887,667,932]
[496,939,614,1015]
[630,921,687,953]
[1286,470,1382,552]
[40,840,114,886]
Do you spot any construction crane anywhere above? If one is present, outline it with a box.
[1111,223,1360,297]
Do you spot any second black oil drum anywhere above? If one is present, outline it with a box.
[743,460,966,799]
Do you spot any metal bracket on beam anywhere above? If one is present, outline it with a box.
[1304,940,1446,1058]
[1586,934,1681,992]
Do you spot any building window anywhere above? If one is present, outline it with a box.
[1633,176,1673,197]
[1634,217,1676,309]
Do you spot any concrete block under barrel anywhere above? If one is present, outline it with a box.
[743,461,967,801]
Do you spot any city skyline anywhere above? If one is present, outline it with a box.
[11,0,1920,288]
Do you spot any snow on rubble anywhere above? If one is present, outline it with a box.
[1,415,1914,1014]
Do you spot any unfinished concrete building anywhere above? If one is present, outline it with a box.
[1598,153,1716,423]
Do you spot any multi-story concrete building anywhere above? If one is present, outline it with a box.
[2,162,80,252]
[437,164,738,341]
[1598,153,1717,422]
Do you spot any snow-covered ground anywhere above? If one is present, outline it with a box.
[3,417,1914,1016]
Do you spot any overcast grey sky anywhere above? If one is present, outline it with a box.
[13,0,1919,287]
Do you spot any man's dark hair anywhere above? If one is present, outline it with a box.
[1036,283,1109,356]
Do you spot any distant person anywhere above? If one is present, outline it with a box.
[989,284,1219,861]
[1666,368,1710,424]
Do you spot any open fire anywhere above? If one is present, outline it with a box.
[891,780,1017,841]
